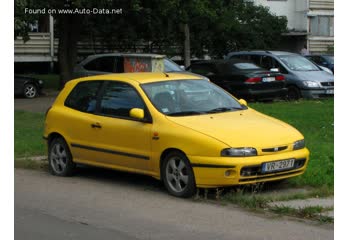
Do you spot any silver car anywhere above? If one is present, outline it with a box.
[226,51,334,100]
[74,53,184,78]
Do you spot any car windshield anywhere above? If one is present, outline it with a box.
[323,56,334,64]
[142,79,245,116]
[164,59,183,72]
[278,55,319,71]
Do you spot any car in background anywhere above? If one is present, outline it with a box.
[187,59,287,101]
[73,53,185,78]
[226,51,334,100]
[305,54,334,73]
[14,75,44,98]
[44,72,309,198]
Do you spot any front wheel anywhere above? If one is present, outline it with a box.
[48,137,75,176]
[162,151,196,198]
[287,86,301,101]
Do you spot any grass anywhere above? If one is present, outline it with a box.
[14,111,46,158]
[250,99,334,189]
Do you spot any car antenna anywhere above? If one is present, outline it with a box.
[164,72,169,77]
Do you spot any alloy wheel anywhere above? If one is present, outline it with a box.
[165,156,189,193]
[50,142,68,174]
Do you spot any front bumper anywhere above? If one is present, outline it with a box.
[189,148,309,188]
[301,88,334,99]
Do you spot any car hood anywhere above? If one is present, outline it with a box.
[292,70,334,82]
[166,109,303,148]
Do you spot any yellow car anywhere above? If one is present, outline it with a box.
[44,72,309,197]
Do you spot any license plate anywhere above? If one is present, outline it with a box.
[262,77,275,82]
[326,89,334,94]
[262,159,295,173]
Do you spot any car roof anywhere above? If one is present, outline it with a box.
[85,53,166,59]
[190,59,254,65]
[72,72,204,84]
[229,50,297,56]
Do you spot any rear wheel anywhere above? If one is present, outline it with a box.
[162,151,196,198]
[287,86,301,101]
[23,83,38,98]
[48,137,75,176]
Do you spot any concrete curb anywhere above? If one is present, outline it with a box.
[268,197,334,218]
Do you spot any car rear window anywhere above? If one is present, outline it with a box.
[233,62,261,70]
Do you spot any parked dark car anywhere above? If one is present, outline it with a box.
[305,55,334,73]
[14,75,44,98]
[226,51,334,100]
[187,59,287,101]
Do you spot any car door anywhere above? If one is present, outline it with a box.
[90,81,152,171]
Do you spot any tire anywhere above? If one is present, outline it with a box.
[287,86,301,101]
[48,137,75,176]
[23,83,38,98]
[161,151,196,198]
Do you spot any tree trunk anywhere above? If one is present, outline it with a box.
[58,15,80,88]
[183,23,191,68]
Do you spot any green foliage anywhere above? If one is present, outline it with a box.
[14,111,46,158]
[15,0,288,58]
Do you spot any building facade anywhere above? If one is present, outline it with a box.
[251,0,334,54]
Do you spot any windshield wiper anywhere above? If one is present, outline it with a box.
[168,111,204,116]
[206,107,243,113]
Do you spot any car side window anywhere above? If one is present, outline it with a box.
[84,56,116,72]
[190,64,217,75]
[65,81,102,113]
[99,81,145,118]
[249,55,261,65]
[261,56,274,70]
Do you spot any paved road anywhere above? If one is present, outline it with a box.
[14,92,58,113]
[15,168,333,240]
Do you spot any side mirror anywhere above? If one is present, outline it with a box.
[270,68,280,73]
[180,65,185,70]
[238,99,248,107]
[129,108,144,120]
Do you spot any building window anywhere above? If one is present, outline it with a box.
[310,16,334,37]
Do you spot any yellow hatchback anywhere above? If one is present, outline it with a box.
[44,72,309,197]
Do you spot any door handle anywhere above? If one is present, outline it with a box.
[91,123,102,129]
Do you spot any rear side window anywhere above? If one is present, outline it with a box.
[84,56,117,72]
[65,81,102,113]
[100,81,145,118]
[190,64,217,75]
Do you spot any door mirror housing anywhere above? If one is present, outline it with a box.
[238,99,248,107]
[129,108,144,120]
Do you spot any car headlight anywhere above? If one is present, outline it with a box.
[293,139,305,150]
[38,80,44,85]
[302,81,319,88]
[221,147,257,157]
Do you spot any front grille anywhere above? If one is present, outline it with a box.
[240,158,306,177]
[262,146,287,152]
[321,82,334,87]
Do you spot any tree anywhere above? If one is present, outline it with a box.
[15,0,287,86]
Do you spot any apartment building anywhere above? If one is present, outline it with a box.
[251,0,334,53]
